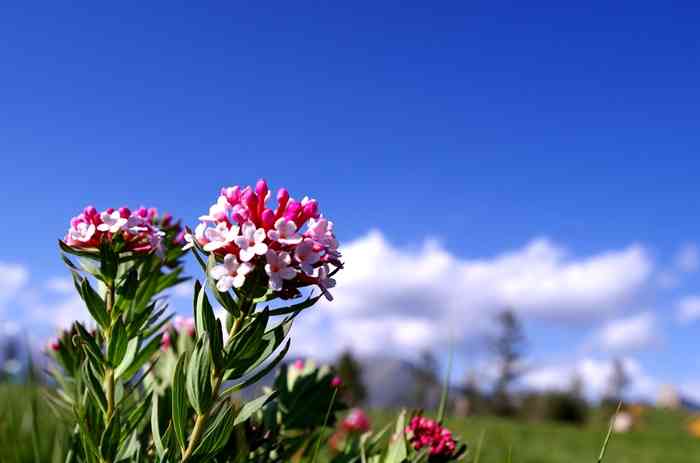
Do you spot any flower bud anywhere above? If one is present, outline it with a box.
[256,179,269,200]
[293,359,305,370]
[48,338,60,352]
[331,376,342,388]
[261,208,275,229]
[118,207,131,218]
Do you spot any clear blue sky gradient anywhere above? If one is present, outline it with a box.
[1,3,700,393]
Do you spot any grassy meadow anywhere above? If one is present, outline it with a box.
[3,384,700,462]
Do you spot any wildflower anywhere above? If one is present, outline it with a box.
[174,316,196,337]
[97,210,128,233]
[48,338,61,352]
[265,250,297,290]
[234,221,268,262]
[203,222,238,252]
[64,205,171,257]
[294,239,321,276]
[317,265,336,301]
[331,376,342,388]
[405,415,457,458]
[189,179,343,295]
[293,359,305,370]
[267,217,302,245]
[210,253,253,291]
[342,408,371,433]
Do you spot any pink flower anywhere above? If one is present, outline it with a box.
[267,218,302,245]
[342,408,371,433]
[234,221,268,262]
[190,180,343,297]
[48,338,61,352]
[209,253,253,291]
[294,239,321,276]
[97,210,127,233]
[293,359,305,370]
[174,316,196,337]
[405,416,457,458]
[265,250,297,290]
[161,331,171,351]
[203,222,238,252]
[68,221,96,243]
[331,376,342,388]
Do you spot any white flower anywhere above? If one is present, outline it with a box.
[203,222,239,252]
[317,265,336,301]
[307,217,339,251]
[209,254,253,292]
[234,221,268,262]
[294,239,321,276]
[182,223,207,251]
[97,211,127,233]
[265,250,297,290]
[267,218,302,245]
[199,196,231,222]
[69,222,96,242]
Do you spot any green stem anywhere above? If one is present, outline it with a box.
[181,314,245,462]
[102,281,116,463]
[311,387,338,463]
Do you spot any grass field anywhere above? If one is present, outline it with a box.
[3,384,700,462]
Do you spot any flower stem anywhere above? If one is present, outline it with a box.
[104,281,116,422]
[181,314,245,462]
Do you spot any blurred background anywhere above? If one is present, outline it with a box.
[2,2,700,461]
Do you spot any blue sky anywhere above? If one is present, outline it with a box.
[1,2,700,399]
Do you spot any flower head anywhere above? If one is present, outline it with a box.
[64,205,171,257]
[190,180,343,299]
[342,408,371,433]
[209,253,253,291]
[405,415,457,458]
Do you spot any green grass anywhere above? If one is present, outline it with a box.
[0,383,68,463]
[370,408,700,463]
[3,382,700,463]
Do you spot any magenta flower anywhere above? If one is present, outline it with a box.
[405,415,457,458]
[342,408,371,433]
[64,205,168,256]
[188,179,343,298]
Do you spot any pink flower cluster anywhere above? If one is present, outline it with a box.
[188,179,341,300]
[161,316,195,350]
[405,416,457,458]
[342,408,371,433]
[65,206,170,256]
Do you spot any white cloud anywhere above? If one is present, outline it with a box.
[590,312,660,353]
[293,231,653,359]
[677,295,700,323]
[675,243,700,273]
[45,277,74,294]
[522,356,658,400]
[0,262,29,306]
[173,282,193,299]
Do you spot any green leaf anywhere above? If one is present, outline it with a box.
[100,240,119,281]
[186,334,213,415]
[172,354,189,452]
[225,309,269,369]
[75,322,105,366]
[117,268,139,301]
[59,239,100,259]
[220,339,291,395]
[82,360,108,415]
[99,412,121,462]
[118,334,162,379]
[193,404,236,457]
[151,393,168,459]
[267,292,322,316]
[437,346,453,423]
[384,410,407,463]
[234,390,276,426]
[79,278,110,328]
[107,319,128,367]
[194,280,223,367]
[114,337,139,379]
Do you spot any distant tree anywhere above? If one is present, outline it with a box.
[606,358,630,402]
[336,350,367,406]
[489,309,526,416]
[414,350,439,409]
